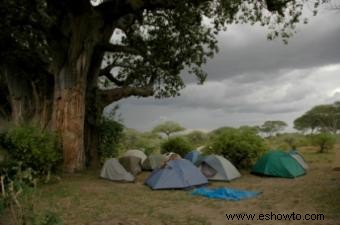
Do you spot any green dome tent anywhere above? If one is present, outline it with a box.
[252,150,305,178]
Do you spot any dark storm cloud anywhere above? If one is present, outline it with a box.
[112,9,340,131]
[203,10,340,82]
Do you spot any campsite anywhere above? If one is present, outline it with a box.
[2,145,338,225]
[1,0,340,225]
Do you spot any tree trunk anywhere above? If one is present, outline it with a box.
[50,5,106,172]
[1,1,154,172]
[2,67,53,128]
[49,2,116,171]
[52,68,87,172]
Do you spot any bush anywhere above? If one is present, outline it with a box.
[161,137,193,157]
[0,172,64,224]
[98,117,124,162]
[121,129,162,155]
[265,133,310,150]
[310,132,336,153]
[185,131,208,147]
[208,127,267,169]
[3,125,61,176]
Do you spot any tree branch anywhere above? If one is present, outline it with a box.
[100,86,154,104]
[97,43,141,55]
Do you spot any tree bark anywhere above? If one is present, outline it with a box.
[2,67,53,128]
[50,3,107,172]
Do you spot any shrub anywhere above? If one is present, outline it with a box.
[265,133,311,150]
[208,127,267,168]
[161,136,193,157]
[121,129,162,155]
[0,172,64,224]
[98,117,124,162]
[185,131,208,147]
[3,125,61,176]
[310,132,336,153]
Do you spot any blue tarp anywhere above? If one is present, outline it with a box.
[191,187,261,201]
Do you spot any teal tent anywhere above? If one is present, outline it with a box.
[252,150,305,178]
[289,150,309,170]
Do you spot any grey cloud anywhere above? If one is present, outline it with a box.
[202,10,340,82]
[110,9,340,132]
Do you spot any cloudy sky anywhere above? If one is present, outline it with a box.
[110,6,340,132]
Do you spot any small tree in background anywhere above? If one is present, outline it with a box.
[161,137,193,157]
[208,127,267,169]
[310,133,336,153]
[260,120,287,137]
[152,121,185,139]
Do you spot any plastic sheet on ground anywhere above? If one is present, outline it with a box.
[191,187,261,201]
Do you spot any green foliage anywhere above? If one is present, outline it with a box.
[26,211,64,225]
[121,129,162,155]
[3,125,61,176]
[208,127,267,168]
[266,133,310,150]
[161,137,193,157]
[98,117,124,162]
[294,101,340,134]
[184,131,208,147]
[152,121,185,138]
[310,133,336,153]
[0,169,63,225]
[260,120,287,137]
[208,126,234,139]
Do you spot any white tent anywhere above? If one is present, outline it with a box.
[100,158,135,182]
[123,150,147,163]
[199,155,241,181]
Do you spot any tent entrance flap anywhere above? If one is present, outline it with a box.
[201,162,217,178]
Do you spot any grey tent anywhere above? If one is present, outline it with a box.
[142,153,166,170]
[145,159,208,190]
[163,152,182,161]
[100,158,135,182]
[289,150,309,170]
[123,150,147,164]
[119,156,142,175]
[123,149,147,162]
[199,155,241,181]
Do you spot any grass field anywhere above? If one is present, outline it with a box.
[2,145,340,225]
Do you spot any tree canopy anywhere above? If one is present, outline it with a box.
[152,121,185,138]
[0,0,325,171]
[260,120,287,137]
[294,101,340,134]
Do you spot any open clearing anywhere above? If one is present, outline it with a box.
[4,146,340,225]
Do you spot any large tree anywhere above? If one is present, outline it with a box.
[0,0,322,172]
[294,102,340,134]
[152,121,185,138]
[260,120,288,137]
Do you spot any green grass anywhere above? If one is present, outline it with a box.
[2,145,340,225]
